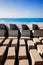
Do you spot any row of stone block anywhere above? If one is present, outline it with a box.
[1,24,43,30]
[0,38,43,49]
[0,24,43,38]
[0,46,16,65]
[0,45,25,62]
[0,39,18,47]
[0,39,43,65]
[7,46,26,60]
[4,59,29,65]
[0,37,43,46]
[2,46,43,65]
[0,46,26,60]
[0,29,43,38]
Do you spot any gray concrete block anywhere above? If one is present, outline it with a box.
[0,30,6,37]
[21,30,30,37]
[32,30,43,37]
[8,30,18,37]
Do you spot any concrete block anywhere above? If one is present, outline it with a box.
[32,24,38,30]
[20,39,25,46]
[3,39,11,46]
[11,39,18,47]
[7,47,15,59]
[32,30,43,37]
[27,40,35,50]
[21,30,30,37]
[19,59,29,65]
[8,30,18,37]
[0,46,7,62]
[4,59,15,65]
[33,38,40,45]
[37,45,43,57]
[30,49,43,65]
[19,46,27,59]
[0,30,6,37]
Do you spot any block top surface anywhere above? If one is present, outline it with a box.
[3,39,11,44]
[20,39,25,45]
[19,60,29,65]
[37,45,43,53]
[0,46,7,55]
[8,47,15,56]
[30,49,42,62]
[4,59,15,65]
[19,46,26,56]
[33,38,40,43]
[12,39,18,44]
[27,40,34,46]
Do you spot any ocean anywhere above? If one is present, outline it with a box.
[0,18,43,24]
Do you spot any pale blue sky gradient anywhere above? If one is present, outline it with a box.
[0,0,43,18]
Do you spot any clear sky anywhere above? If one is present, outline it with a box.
[0,0,43,18]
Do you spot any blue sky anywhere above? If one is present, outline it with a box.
[0,0,43,18]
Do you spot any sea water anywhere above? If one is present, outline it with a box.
[0,18,43,24]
